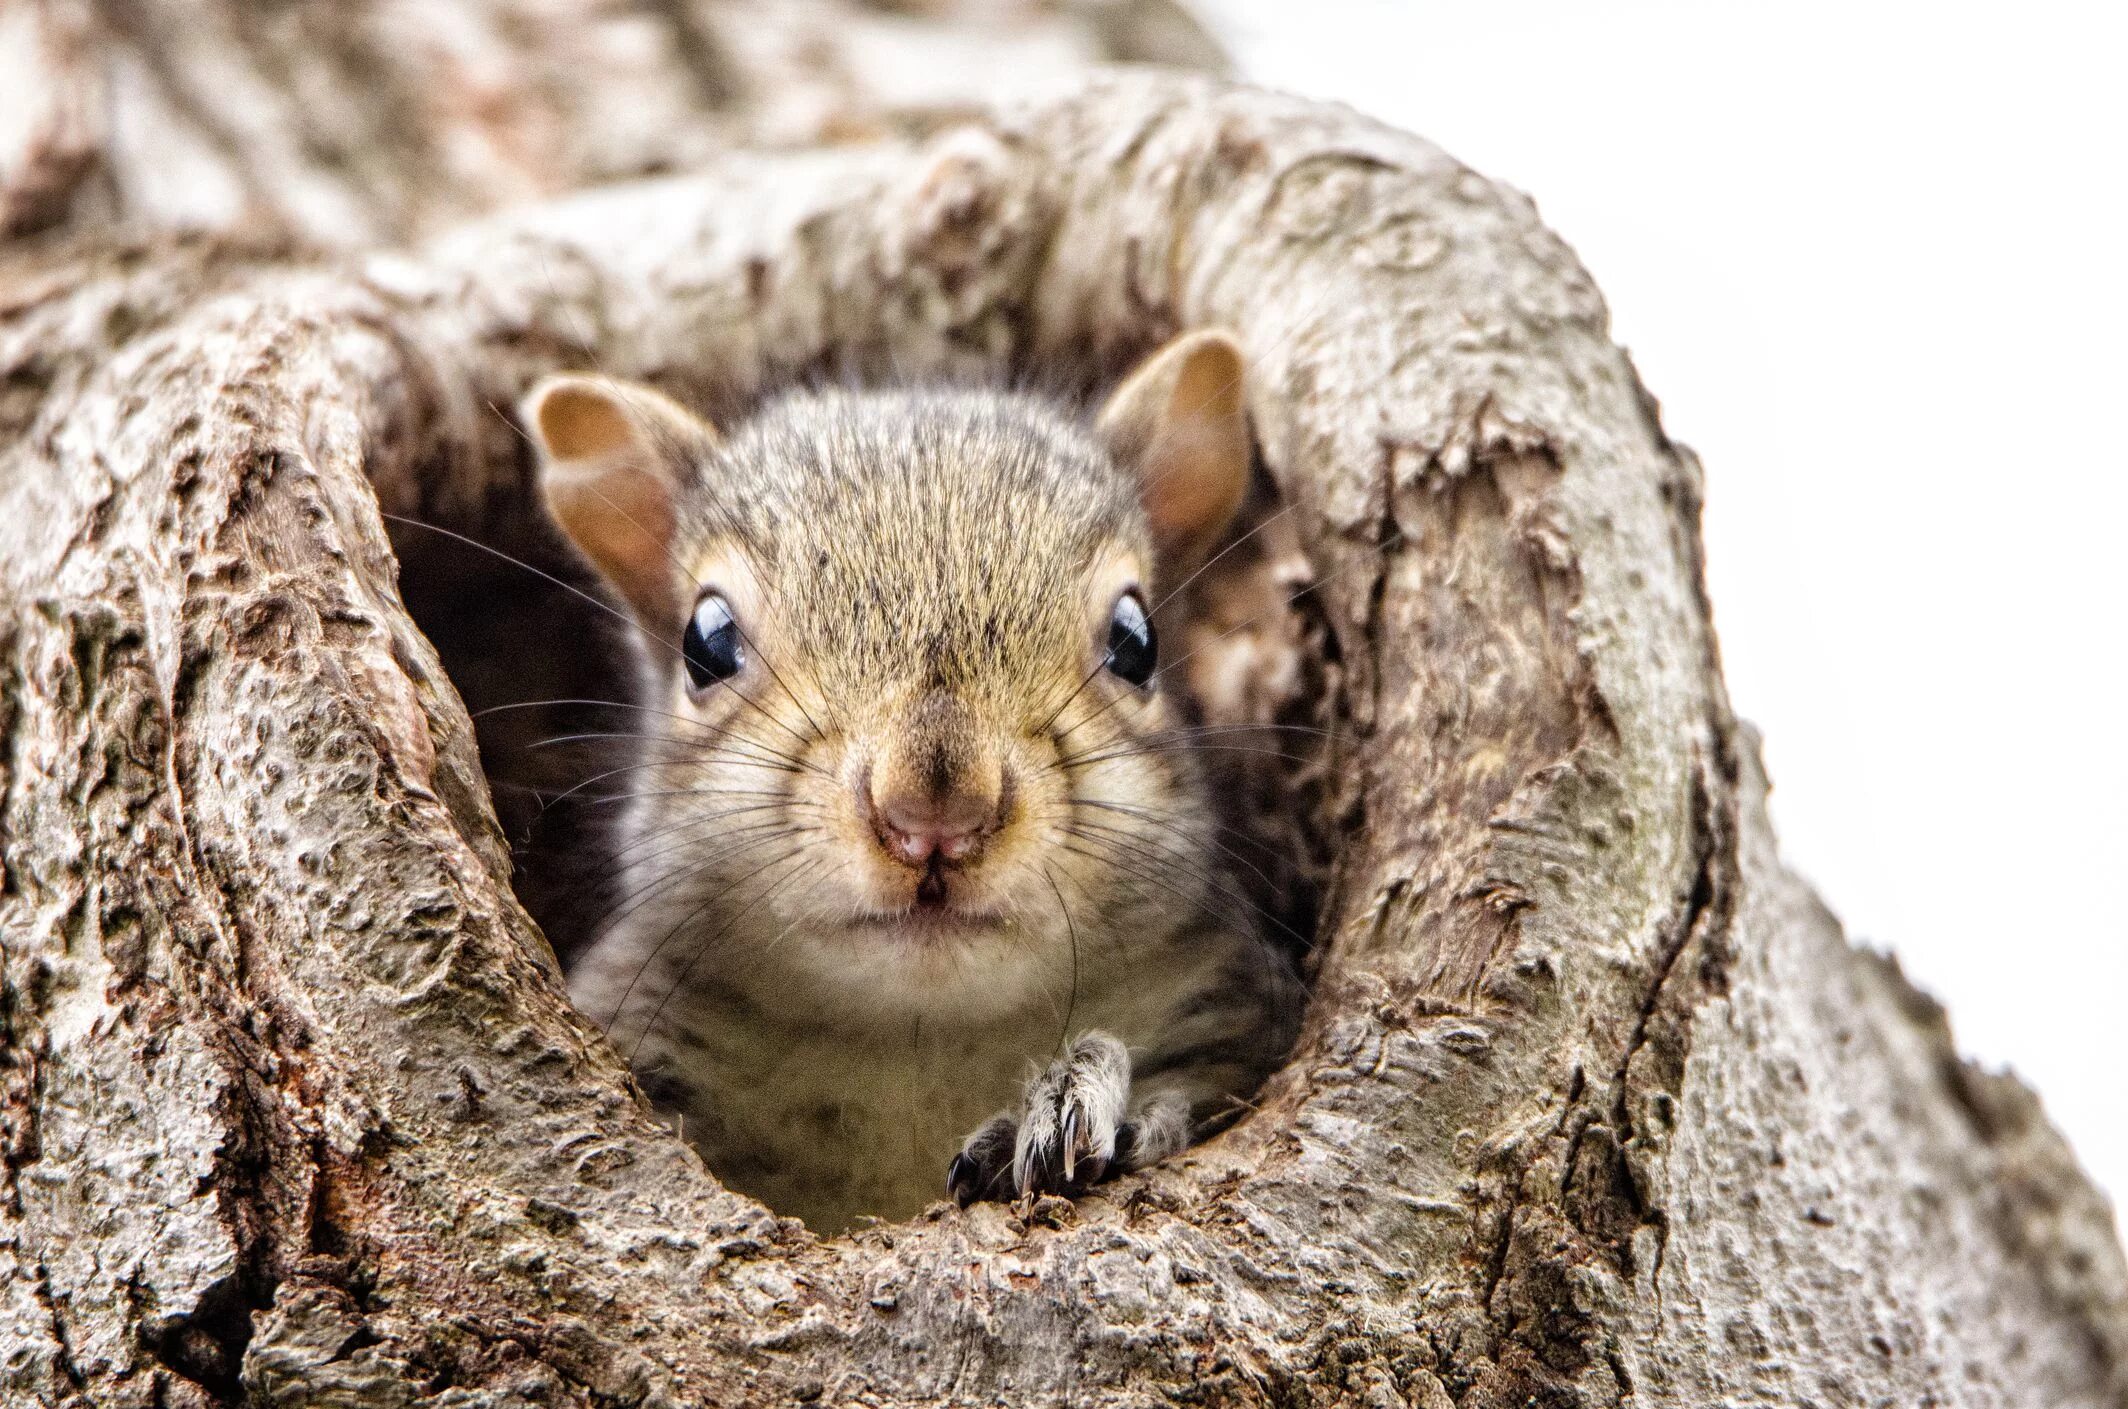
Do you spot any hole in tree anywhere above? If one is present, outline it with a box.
[389,358,1335,1233]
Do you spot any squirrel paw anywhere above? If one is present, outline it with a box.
[947,1032,1134,1206]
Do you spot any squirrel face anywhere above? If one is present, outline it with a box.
[525,333,1252,1029]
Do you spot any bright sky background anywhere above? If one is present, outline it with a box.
[1203,0,2128,1205]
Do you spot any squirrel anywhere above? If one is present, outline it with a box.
[522,331,1305,1231]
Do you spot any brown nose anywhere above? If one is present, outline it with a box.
[866,691,1005,869]
[873,787,1000,867]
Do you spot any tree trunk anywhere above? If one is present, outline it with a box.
[0,0,1223,245]
[3,20,2124,1409]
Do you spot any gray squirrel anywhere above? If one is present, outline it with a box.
[526,331,1303,1230]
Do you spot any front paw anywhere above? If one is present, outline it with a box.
[947,1032,1132,1206]
[1014,1032,1131,1195]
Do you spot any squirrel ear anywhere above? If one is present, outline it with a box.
[1098,329,1252,574]
[523,375,718,627]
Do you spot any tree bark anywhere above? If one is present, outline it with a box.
[2,38,2124,1409]
[0,0,1224,246]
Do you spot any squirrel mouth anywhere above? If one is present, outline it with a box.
[916,856,951,907]
[847,894,1006,940]
[844,856,1005,938]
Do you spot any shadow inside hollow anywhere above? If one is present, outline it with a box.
[389,497,637,968]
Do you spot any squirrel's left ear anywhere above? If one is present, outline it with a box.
[1098,329,1252,574]
[522,374,719,628]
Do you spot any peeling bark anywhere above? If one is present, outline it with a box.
[1,48,2124,1409]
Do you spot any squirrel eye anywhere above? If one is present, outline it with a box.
[682,592,745,690]
[1105,590,1157,688]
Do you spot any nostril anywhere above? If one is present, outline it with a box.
[873,792,998,867]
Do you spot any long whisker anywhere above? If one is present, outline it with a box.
[1057,822,1309,948]
[606,843,812,1040]
[626,850,821,1060]
[596,792,820,852]
[606,803,820,870]
[1115,723,1334,740]
[498,784,794,812]
[500,255,833,753]
[1075,796,1290,864]
[566,449,828,753]
[1037,264,1380,737]
[381,510,820,757]
[592,822,820,958]
[1061,742,1319,771]
[1041,866,1082,1059]
[382,509,686,663]
[1031,502,1301,740]
[1053,835,1273,948]
[995,888,1071,1053]
[473,696,783,740]
[1053,722,1330,771]
[536,752,803,813]
[1073,799,1284,895]
[525,729,831,780]
[593,825,812,925]
[1078,527,1401,747]
[1144,499,1299,620]
[597,828,825,957]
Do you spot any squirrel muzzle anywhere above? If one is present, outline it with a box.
[864,690,1009,878]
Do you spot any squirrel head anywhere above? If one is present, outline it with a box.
[524,332,1252,1026]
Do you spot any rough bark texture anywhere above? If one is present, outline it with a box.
[2,29,2125,1409]
[0,0,1222,245]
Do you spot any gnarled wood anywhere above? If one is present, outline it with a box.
[2,60,2123,1409]
[0,0,1223,246]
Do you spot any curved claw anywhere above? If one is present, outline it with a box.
[946,1151,982,1207]
[948,1112,1019,1208]
[959,1035,1135,1208]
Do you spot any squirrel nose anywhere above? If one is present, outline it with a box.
[872,787,1000,867]
[867,691,1007,870]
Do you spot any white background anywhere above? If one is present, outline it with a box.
[1203,1,2127,1205]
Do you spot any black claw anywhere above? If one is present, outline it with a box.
[1111,1122,1139,1174]
[947,1152,981,1207]
[949,1117,1020,1208]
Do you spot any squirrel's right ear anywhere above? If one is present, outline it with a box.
[1098,329,1252,575]
[523,375,719,626]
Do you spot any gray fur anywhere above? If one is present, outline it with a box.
[549,382,1305,1232]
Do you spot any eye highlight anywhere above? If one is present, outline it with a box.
[1105,590,1157,688]
[682,591,745,690]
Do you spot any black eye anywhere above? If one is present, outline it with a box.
[1106,591,1157,688]
[681,592,745,690]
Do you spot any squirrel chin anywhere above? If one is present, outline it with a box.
[759,916,1073,1029]
[842,906,1010,941]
